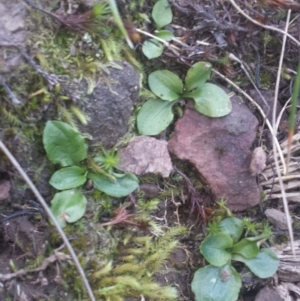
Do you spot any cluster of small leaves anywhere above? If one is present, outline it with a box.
[43,121,139,227]
[142,0,174,59]
[137,62,232,135]
[191,217,279,301]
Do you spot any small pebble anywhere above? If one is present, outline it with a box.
[249,146,267,175]
[265,208,292,230]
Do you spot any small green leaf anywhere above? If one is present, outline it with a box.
[231,238,259,259]
[89,173,139,197]
[232,249,279,278]
[152,0,172,29]
[49,166,87,190]
[155,30,174,41]
[185,61,212,92]
[137,99,176,135]
[142,39,164,59]
[245,233,271,242]
[43,121,87,167]
[149,70,183,101]
[191,264,241,301]
[200,233,233,266]
[183,83,232,117]
[50,189,87,227]
[220,217,243,243]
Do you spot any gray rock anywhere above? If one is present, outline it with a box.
[0,2,27,74]
[255,285,284,301]
[168,89,260,211]
[1,130,55,201]
[265,208,292,230]
[118,136,173,178]
[79,61,140,148]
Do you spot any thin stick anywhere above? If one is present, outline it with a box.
[272,9,295,256]
[0,75,21,105]
[212,68,286,174]
[275,98,291,132]
[136,28,180,56]
[0,140,96,301]
[229,0,300,47]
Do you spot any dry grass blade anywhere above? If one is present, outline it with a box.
[272,8,295,255]
[0,140,96,301]
[100,206,139,227]
[260,133,300,202]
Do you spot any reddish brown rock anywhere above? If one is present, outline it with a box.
[118,136,173,178]
[168,94,260,211]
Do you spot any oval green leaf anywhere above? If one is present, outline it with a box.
[220,217,243,243]
[231,238,259,259]
[89,173,139,197]
[232,248,279,278]
[149,70,183,101]
[49,166,87,190]
[184,83,232,117]
[137,99,176,135]
[191,264,241,301]
[43,121,88,167]
[142,39,164,59]
[185,61,212,92]
[152,0,172,29]
[200,233,233,266]
[50,189,87,227]
[155,30,174,41]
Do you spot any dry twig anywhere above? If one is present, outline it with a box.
[100,206,139,227]
[0,249,70,282]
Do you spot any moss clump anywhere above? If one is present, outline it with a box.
[49,196,187,301]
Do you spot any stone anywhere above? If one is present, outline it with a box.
[265,208,292,230]
[118,136,173,178]
[0,2,27,74]
[168,91,260,211]
[0,179,10,201]
[255,285,284,301]
[0,129,55,202]
[249,146,267,175]
[139,184,161,199]
[79,61,140,148]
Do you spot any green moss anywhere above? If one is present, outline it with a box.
[47,193,187,300]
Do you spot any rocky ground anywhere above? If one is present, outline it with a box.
[1,0,300,301]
